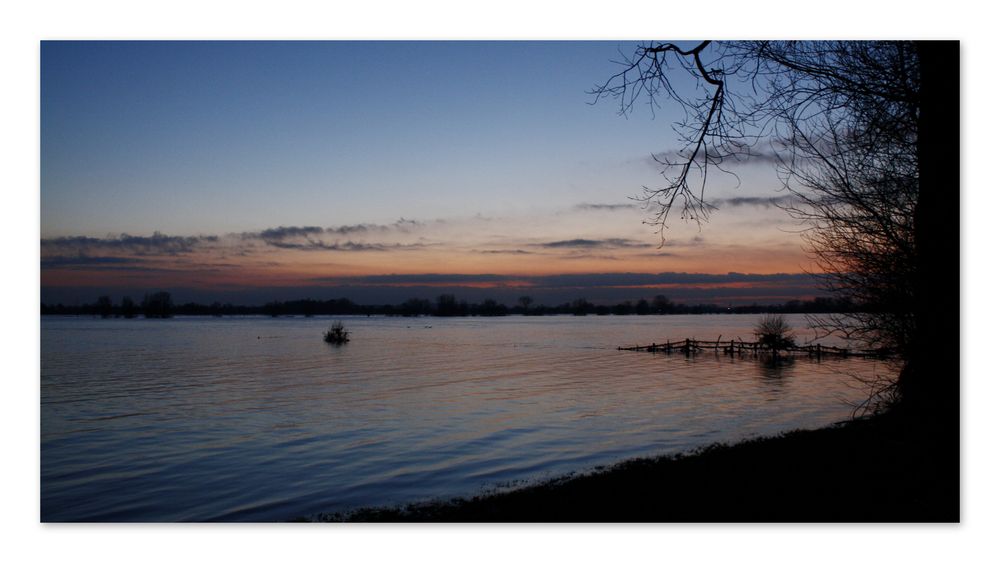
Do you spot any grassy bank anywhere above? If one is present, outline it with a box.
[314,412,958,522]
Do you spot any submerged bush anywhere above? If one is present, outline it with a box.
[754,314,795,350]
[324,321,350,344]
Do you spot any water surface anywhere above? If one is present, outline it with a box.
[41,314,891,521]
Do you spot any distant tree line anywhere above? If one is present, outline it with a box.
[51,292,175,318]
[41,292,860,318]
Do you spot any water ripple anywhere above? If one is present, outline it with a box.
[41,315,890,521]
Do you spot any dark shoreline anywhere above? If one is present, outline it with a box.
[41,294,858,318]
[310,412,958,522]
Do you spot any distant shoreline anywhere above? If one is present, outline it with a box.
[41,294,859,319]
[311,412,958,523]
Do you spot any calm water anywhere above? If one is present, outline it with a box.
[41,314,891,521]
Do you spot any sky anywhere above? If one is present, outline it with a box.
[41,41,819,306]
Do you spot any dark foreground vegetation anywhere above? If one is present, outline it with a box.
[312,410,957,522]
[42,293,858,318]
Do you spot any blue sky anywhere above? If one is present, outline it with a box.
[42,41,695,235]
[40,41,810,305]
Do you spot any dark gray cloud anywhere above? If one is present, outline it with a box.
[648,143,785,169]
[40,256,147,269]
[41,232,218,256]
[256,226,325,240]
[230,219,427,252]
[329,224,378,235]
[41,222,433,260]
[710,195,799,208]
[265,240,428,252]
[327,219,424,235]
[248,224,381,240]
[574,202,639,211]
[536,238,653,249]
[239,219,426,250]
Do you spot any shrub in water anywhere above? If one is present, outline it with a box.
[324,321,350,344]
[754,314,795,350]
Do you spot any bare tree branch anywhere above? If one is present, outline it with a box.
[594,41,923,414]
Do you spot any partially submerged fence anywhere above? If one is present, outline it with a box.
[617,338,894,359]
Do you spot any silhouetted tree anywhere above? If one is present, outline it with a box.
[121,296,137,318]
[594,41,958,418]
[302,299,317,317]
[517,295,534,314]
[635,298,651,315]
[612,300,633,315]
[96,296,113,318]
[435,294,461,316]
[571,298,593,316]
[651,294,672,315]
[265,300,283,317]
[401,298,433,316]
[475,299,508,316]
[438,294,455,315]
[142,291,173,318]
